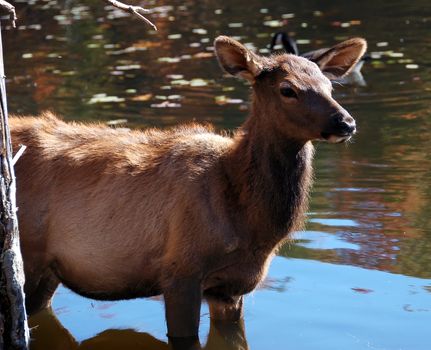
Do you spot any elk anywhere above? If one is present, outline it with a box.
[11,35,366,339]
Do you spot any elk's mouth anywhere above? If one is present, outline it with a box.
[320,131,353,143]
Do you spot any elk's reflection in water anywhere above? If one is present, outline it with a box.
[29,309,249,350]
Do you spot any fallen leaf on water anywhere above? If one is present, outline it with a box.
[151,101,181,108]
[190,78,208,87]
[282,13,295,19]
[171,79,190,86]
[215,96,244,105]
[168,33,182,40]
[167,74,184,80]
[351,287,373,294]
[193,28,207,35]
[263,20,283,28]
[131,94,153,101]
[158,57,181,63]
[107,119,127,126]
[88,93,125,104]
[406,64,419,69]
[399,113,417,120]
[115,64,141,70]
[376,42,389,47]
[132,40,161,49]
[193,52,214,59]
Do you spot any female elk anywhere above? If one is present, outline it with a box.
[11,36,366,339]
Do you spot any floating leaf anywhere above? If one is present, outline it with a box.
[297,39,311,45]
[167,74,184,80]
[406,64,419,69]
[263,20,283,28]
[171,79,190,86]
[116,64,141,70]
[131,94,153,101]
[351,288,373,294]
[87,43,101,49]
[193,28,208,35]
[60,71,76,76]
[168,34,182,39]
[107,119,128,126]
[88,94,125,104]
[376,42,389,47]
[388,52,404,58]
[399,113,417,120]
[158,57,181,63]
[193,52,214,59]
[151,101,181,108]
[215,96,244,105]
[190,78,208,87]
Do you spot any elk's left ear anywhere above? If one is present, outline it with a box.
[313,38,367,80]
[214,36,264,83]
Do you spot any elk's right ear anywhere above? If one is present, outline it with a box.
[312,38,367,80]
[214,36,263,82]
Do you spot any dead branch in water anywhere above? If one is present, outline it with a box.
[0,1,29,349]
[103,0,157,30]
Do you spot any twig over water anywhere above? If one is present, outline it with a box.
[103,0,157,30]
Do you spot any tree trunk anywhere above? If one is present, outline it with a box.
[0,3,30,348]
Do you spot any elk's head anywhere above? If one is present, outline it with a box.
[214,36,367,143]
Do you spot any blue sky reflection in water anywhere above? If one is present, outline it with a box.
[3,0,431,349]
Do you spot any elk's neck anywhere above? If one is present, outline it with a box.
[224,111,314,250]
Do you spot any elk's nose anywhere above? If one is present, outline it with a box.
[331,113,356,135]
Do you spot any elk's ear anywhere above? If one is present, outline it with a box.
[214,36,264,82]
[313,38,367,80]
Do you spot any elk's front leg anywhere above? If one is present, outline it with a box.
[208,295,244,321]
[164,277,202,338]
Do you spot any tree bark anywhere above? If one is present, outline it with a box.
[0,2,30,349]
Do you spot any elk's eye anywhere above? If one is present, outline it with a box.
[280,86,297,99]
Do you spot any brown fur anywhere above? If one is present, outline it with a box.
[12,35,366,338]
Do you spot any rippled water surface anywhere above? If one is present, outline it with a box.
[3,0,431,349]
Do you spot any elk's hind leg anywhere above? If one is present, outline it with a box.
[25,270,60,315]
[208,295,244,321]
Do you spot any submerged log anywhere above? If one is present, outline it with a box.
[0,2,30,349]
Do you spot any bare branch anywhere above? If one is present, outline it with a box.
[0,0,17,28]
[103,0,157,30]
[12,145,26,166]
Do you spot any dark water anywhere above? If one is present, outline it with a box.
[3,0,431,349]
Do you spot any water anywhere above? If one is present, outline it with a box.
[3,0,431,349]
